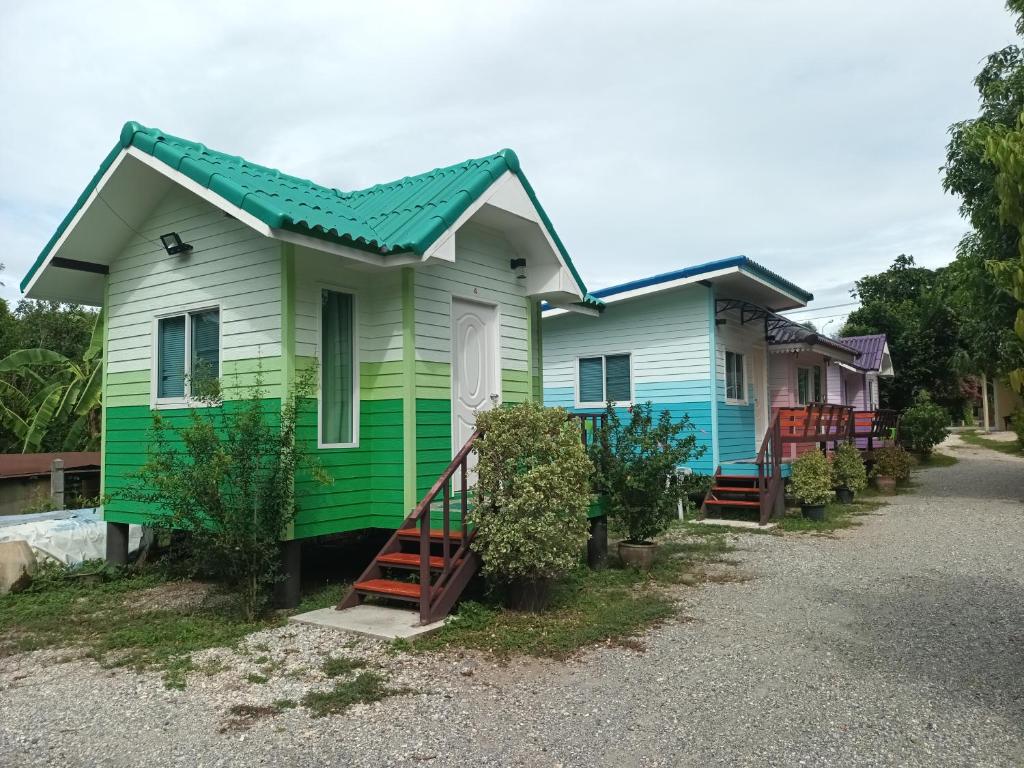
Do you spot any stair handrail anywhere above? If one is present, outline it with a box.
[756,411,783,524]
[409,429,482,623]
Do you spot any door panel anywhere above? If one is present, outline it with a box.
[451,298,498,483]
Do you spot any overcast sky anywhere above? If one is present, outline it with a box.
[0,0,1017,329]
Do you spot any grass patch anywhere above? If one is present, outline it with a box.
[0,563,278,689]
[407,531,735,659]
[322,655,366,678]
[246,672,270,684]
[301,671,406,717]
[916,451,959,467]
[776,499,884,534]
[959,429,1024,455]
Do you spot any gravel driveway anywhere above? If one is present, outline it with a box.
[2,437,1023,767]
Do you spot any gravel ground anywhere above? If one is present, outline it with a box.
[2,436,1023,767]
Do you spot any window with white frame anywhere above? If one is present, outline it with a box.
[577,354,631,405]
[320,288,357,446]
[797,365,823,405]
[156,308,220,402]
[725,350,746,401]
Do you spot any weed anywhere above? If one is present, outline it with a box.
[301,671,406,717]
[917,451,958,467]
[959,429,1024,456]
[322,656,367,678]
[776,500,884,534]
[246,672,269,685]
[272,698,298,710]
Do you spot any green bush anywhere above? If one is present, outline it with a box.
[127,365,327,620]
[1011,408,1024,449]
[831,443,867,493]
[870,445,914,482]
[471,402,592,585]
[591,402,705,543]
[789,450,834,506]
[898,390,949,456]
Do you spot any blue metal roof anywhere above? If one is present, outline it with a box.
[589,255,813,303]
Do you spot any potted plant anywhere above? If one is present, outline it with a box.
[789,450,834,521]
[831,443,867,504]
[591,402,705,570]
[870,445,912,494]
[471,402,592,611]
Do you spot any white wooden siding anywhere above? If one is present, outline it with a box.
[414,222,529,369]
[544,285,713,396]
[293,246,403,364]
[714,309,766,401]
[106,185,281,375]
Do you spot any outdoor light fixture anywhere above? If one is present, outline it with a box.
[160,232,193,256]
[510,257,527,280]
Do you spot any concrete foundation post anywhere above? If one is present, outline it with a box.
[273,539,302,609]
[587,514,608,570]
[105,522,129,566]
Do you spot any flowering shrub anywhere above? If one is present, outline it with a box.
[790,450,834,506]
[470,402,592,584]
[831,443,867,493]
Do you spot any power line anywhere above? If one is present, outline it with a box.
[780,300,859,316]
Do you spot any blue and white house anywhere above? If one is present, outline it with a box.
[541,256,819,476]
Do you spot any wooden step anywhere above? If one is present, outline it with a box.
[396,528,465,542]
[376,552,456,570]
[714,474,759,483]
[354,578,426,601]
[712,486,761,494]
[704,499,761,508]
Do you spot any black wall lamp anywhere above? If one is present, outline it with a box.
[160,232,193,256]
[510,257,527,280]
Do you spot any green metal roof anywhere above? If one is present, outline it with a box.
[22,121,599,308]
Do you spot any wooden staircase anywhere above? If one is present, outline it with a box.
[337,432,482,625]
[700,403,856,526]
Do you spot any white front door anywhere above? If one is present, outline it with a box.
[451,298,499,480]
[751,345,769,450]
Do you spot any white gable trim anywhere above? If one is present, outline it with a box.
[22,150,133,297]
[422,170,584,300]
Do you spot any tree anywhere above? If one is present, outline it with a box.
[0,300,99,452]
[0,310,103,453]
[941,3,1024,388]
[841,255,963,412]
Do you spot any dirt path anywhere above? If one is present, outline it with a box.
[2,438,1023,767]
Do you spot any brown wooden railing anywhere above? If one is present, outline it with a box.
[851,409,899,450]
[756,411,784,525]
[407,429,481,624]
[569,412,606,448]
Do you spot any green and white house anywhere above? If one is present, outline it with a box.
[21,121,598,600]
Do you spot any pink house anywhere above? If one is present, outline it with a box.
[828,334,894,409]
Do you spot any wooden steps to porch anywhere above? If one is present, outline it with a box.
[701,472,766,517]
[337,431,483,625]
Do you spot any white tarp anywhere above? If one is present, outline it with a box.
[0,508,141,565]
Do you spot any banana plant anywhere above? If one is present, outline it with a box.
[0,308,103,453]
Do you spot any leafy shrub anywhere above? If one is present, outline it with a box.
[1011,408,1024,449]
[870,445,914,482]
[471,402,592,585]
[127,366,327,620]
[831,443,867,493]
[591,402,705,543]
[898,390,949,456]
[789,450,834,506]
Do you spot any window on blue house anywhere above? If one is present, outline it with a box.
[156,308,220,401]
[320,289,356,446]
[725,351,745,401]
[577,354,631,405]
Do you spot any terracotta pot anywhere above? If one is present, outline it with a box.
[618,541,657,570]
[801,503,826,521]
[873,475,897,494]
[835,487,855,505]
[503,578,552,612]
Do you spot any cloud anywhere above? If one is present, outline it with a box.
[0,0,1015,317]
